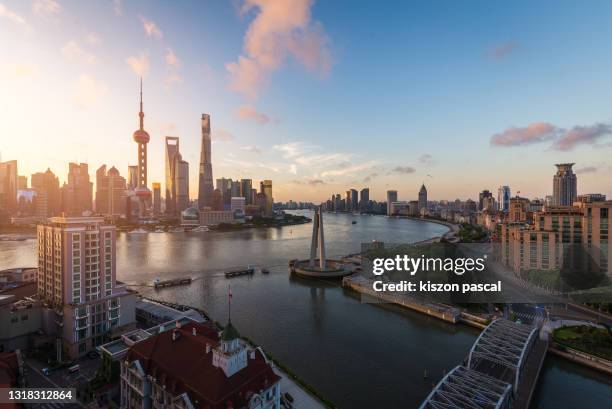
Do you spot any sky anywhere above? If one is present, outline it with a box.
[1,0,612,203]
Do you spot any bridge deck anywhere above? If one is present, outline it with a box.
[513,339,548,409]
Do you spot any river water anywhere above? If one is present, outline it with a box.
[1,211,610,408]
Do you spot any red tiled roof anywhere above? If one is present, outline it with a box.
[125,321,280,409]
[0,352,20,388]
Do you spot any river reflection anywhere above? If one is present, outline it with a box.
[0,211,610,408]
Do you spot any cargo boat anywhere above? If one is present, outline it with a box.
[225,266,255,278]
[153,277,192,289]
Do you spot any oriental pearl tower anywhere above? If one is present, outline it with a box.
[133,78,151,217]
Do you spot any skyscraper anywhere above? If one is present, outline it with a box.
[553,163,577,206]
[261,180,273,217]
[31,168,61,218]
[175,157,189,213]
[61,163,93,216]
[152,182,161,215]
[359,188,370,211]
[0,160,18,217]
[165,136,180,215]
[386,190,398,216]
[132,79,152,216]
[216,178,232,206]
[497,186,511,213]
[95,165,127,217]
[230,180,241,198]
[198,113,214,209]
[478,190,493,211]
[240,179,253,204]
[418,184,427,212]
[127,165,138,189]
[351,189,358,212]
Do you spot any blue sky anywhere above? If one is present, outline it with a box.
[1,0,611,202]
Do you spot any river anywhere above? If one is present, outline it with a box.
[1,211,610,408]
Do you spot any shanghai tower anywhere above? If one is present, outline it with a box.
[198,113,214,209]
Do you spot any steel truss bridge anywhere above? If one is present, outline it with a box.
[420,319,544,409]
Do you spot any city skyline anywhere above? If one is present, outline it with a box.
[2,1,612,202]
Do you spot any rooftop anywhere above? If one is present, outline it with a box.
[126,321,280,409]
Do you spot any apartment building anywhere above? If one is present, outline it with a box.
[37,216,136,358]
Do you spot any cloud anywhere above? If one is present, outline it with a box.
[487,42,517,60]
[575,166,598,174]
[291,179,325,186]
[321,161,376,178]
[73,74,107,107]
[0,3,27,25]
[236,104,270,124]
[33,0,60,15]
[139,15,163,39]
[113,0,122,16]
[126,52,150,77]
[363,172,378,183]
[490,122,558,147]
[226,0,332,99]
[61,41,98,64]
[165,48,180,68]
[551,123,612,151]
[387,166,416,175]
[273,142,352,167]
[86,33,101,46]
[419,154,434,165]
[241,145,262,154]
[165,73,183,86]
[1,62,38,79]
[214,128,234,141]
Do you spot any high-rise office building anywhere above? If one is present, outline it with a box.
[31,168,61,218]
[497,186,511,213]
[479,190,493,211]
[152,182,161,215]
[345,190,352,211]
[553,163,577,206]
[198,113,214,209]
[216,178,232,207]
[351,189,358,212]
[132,80,152,216]
[230,180,241,199]
[359,188,370,211]
[418,184,428,212]
[175,157,189,213]
[387,190,398,216]
[0,160,18,217]
[95,165,127,217]
[37,216,136,358]
[165,136,181,215]
[17,176,27,189]
[261,180,273,217]
[61,163,93,216]
[240,179,253,204]
[127,166,138,189]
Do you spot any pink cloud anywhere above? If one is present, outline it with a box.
[490,122,558,146]
[552,123,612,151]
[487,42,517,60]
[139,16,163,39]
[226,0,331,99]
[236,104,270,124]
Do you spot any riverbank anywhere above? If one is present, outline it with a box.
[389,215,459,243]
[211,214,311,231]
[342,274,490,329]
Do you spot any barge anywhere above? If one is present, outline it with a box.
[153,277,192,289]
